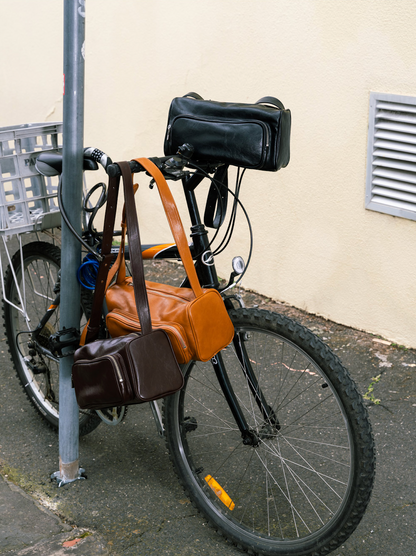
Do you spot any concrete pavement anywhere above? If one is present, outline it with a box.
[0,259,415,555]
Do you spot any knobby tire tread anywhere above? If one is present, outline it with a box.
[163,307,376,556]
[2,241,100,437]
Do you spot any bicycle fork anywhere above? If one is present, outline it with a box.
[211,332,279,447]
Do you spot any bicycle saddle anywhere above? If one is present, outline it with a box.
[36,152,99,176]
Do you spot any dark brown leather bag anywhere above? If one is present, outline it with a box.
[72,161,183,410]
[104,158,235,364]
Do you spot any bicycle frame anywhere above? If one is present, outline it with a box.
[15,159,274,444]
[4,145,375,554]
[140,172,275,444]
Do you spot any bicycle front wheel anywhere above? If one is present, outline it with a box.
[163,308,375,556]
[2,241,101,436]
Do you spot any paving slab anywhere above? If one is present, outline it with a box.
[0,475,108,555]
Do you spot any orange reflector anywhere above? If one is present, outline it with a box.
[48,304,58,310]
[205,475,235,510]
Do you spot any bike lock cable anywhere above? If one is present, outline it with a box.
[58,176,104,261]
[77,253,100,290]
[82,181,107,238]
[189,163,253,285]
[212,167,245,257]
[211,167,253,285]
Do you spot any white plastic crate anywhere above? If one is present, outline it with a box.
[0,122,62,236]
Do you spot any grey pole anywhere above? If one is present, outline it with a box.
[53,0,86,485]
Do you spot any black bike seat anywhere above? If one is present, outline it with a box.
[36,152,99,176]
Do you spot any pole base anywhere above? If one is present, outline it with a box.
[51,467,86,487]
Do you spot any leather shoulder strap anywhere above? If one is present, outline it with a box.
[119,162,152,335]
[184,92,203,100]
[133,157,203,298]
[85,163,151,343]
[204,165,228,229]
[85,172,121,343]
[106,180,139,288]
[255,96,285,110]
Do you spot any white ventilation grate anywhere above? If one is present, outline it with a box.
[366,92,416,220]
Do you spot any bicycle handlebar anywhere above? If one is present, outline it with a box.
[36,142,219,183]
[106,155,184,178]
[83,147,113,172]
[106,143,197,179]
[35,147,113,177]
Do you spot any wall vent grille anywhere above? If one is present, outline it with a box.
[366,92,416,220]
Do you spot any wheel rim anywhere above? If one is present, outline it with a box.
[172,324,355,546]
[8,252,87,423]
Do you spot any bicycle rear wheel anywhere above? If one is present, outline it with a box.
[163,308,375,556]
[2,241,101,436]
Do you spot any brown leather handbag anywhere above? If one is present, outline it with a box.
[105,157,235,364]
[72,162,184,410]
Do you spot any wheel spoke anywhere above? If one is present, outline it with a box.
[3,242,100,436]
[164,308,375,554]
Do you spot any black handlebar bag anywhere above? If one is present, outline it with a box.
[164,93,291,171]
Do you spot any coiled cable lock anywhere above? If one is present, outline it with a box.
[77,253,100,290]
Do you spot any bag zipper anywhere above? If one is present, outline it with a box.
[129,282,191,303]
[167,115,270,157]
[109,311,188,350]
[154,323,187,349]
[106,354,124,383]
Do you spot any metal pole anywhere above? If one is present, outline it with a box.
[54,0,86,485]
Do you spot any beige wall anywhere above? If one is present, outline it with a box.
[3,0,416,345]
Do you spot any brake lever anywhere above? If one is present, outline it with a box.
[150,155,190,184]
[149,167,190,188]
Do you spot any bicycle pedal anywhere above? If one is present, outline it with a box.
[49,327,81,358]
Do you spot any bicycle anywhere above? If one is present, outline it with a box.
[2,146,376,556]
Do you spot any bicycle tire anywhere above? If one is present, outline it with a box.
[163,307,375,556]
[2,241,101,437]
